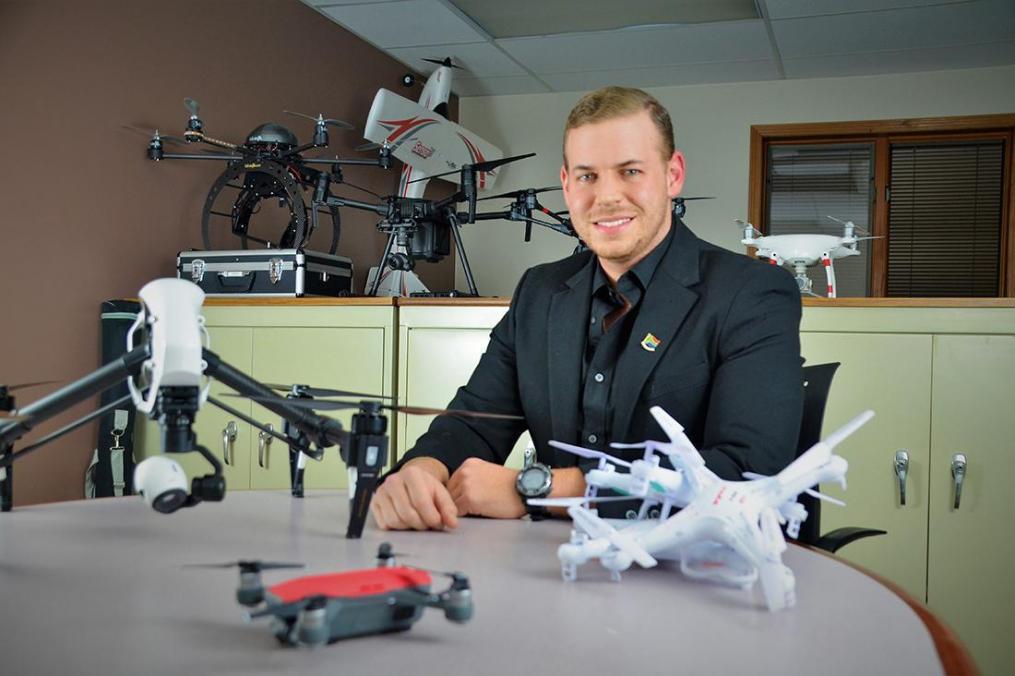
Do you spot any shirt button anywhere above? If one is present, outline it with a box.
[587,434,598,444]
[590,317,596,324]
[594,373,605,383]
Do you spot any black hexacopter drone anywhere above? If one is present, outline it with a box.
[193,543,472,647]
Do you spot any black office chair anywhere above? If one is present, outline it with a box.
[795,362,886,553]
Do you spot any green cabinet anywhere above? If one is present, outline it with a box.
[137,302,395,491]
[396,304,529,469]
[800,306,1015,676]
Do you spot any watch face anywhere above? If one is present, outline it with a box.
[518,466,550,496]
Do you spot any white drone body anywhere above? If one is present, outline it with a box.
[531,407,875,612]
[363,60,503,296]
[126,278,209,414]
[739,217,874,298]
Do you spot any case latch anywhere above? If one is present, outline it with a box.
[268,257,284,284]
[190,259,206,283]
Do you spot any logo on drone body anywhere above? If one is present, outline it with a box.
[411,140,435,160]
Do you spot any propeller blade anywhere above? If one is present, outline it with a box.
[477,186,560,202]
[357,141,381,152]
[184,560,305,572]
[804,488,846,507]
[408,152,536,184]
[3,380,61,392]
[742,471,767,481]
[422,57,460,69]
[261,383,393,400]
[674,196,715,201]
[237,394,524,420]
[283,110,354,130]
[548,440,632,467]
[184,97,200,117]
[527,495,636,507]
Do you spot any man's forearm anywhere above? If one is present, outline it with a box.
[548,467,586,516]
[402,456,450,484]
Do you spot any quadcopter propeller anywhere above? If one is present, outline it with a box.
[527,495,640,507]
[376,542,412,562]
[477,185,560,202]
[547,440,633,467]
[261,383,394,400]
[742,472,847,507]
[1,380,60,392]
[408,152,536,184]
[184,560,305,573]
[184,97,200,117]
[674,196,715,202]
[422,57,461,69]
[284,110,354,130]
[121,125,192,147]
[233,394,524,421]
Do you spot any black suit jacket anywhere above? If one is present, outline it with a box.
[401,219,803,485]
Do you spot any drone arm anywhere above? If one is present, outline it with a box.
[158,153,244,161]
[0,346,148,450]
[202,349,347,450]
[322,194,389,217]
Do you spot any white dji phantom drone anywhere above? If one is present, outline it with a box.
[739,216,878,298]
[529,406,874,612]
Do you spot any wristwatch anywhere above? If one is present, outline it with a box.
[515,445,552,520]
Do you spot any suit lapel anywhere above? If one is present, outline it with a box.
[612,220,702,440]
[547,256,595,444]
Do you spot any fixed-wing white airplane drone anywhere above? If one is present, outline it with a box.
[530,406,875,612]
[739,216,878,298]
[361,58,503,296]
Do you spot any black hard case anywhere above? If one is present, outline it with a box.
[177,249,353,297]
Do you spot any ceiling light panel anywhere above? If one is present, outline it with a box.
[497,21,771,74]
[764,0,973,20]
[772,0,1015,58]
[450,0,758,38]
[319,0,486,48]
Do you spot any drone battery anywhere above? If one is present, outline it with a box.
[178,249,353,297]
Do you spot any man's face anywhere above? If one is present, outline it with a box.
[561,110,685,277]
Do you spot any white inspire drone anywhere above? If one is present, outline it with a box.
[739,216,878,298]
[529,406,875,612]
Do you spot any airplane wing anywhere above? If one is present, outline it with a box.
[363,89,503,189]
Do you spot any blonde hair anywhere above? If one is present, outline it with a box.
[563,86,675,164]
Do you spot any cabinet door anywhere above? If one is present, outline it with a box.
[249,327,388,489]
[398,326,529,469]
[800,332,932,600]
[928,335,1015,676]
[135,327,253,490]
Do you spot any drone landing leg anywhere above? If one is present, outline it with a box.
[446,212,478,296]
[822,253,837,299]
[367,229,398,297]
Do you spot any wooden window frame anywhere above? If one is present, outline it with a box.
[748,114,1015,297]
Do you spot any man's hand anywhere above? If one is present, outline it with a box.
[370,458,459,531]
[447,457,526,519]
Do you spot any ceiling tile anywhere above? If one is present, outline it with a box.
[319,0,486,48]
[498,21,772,74]
[764,0,973,20]
[388,43,528,78]
[772,0,1015,58]
[539,60,781,93]
[452,75,552,97]
[783,40,1015,78]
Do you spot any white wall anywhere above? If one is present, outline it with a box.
[458,64,1015,296]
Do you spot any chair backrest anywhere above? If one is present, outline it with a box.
[795,362,840,545]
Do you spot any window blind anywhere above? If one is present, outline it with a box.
[887,141,1004,297]
[766,144,874,297]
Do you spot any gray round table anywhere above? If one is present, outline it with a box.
[0,491,967,675]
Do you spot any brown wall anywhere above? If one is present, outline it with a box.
[0,0,455,506]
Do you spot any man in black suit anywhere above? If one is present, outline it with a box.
[370,87,802,531]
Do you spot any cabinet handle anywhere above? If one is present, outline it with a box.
[951,453,967,510]
[222,421,238,466]
[894,450,909,506]
[258,423,274,469]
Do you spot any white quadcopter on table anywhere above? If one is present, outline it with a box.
[739,216,878,298]
[529,406,875,612]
